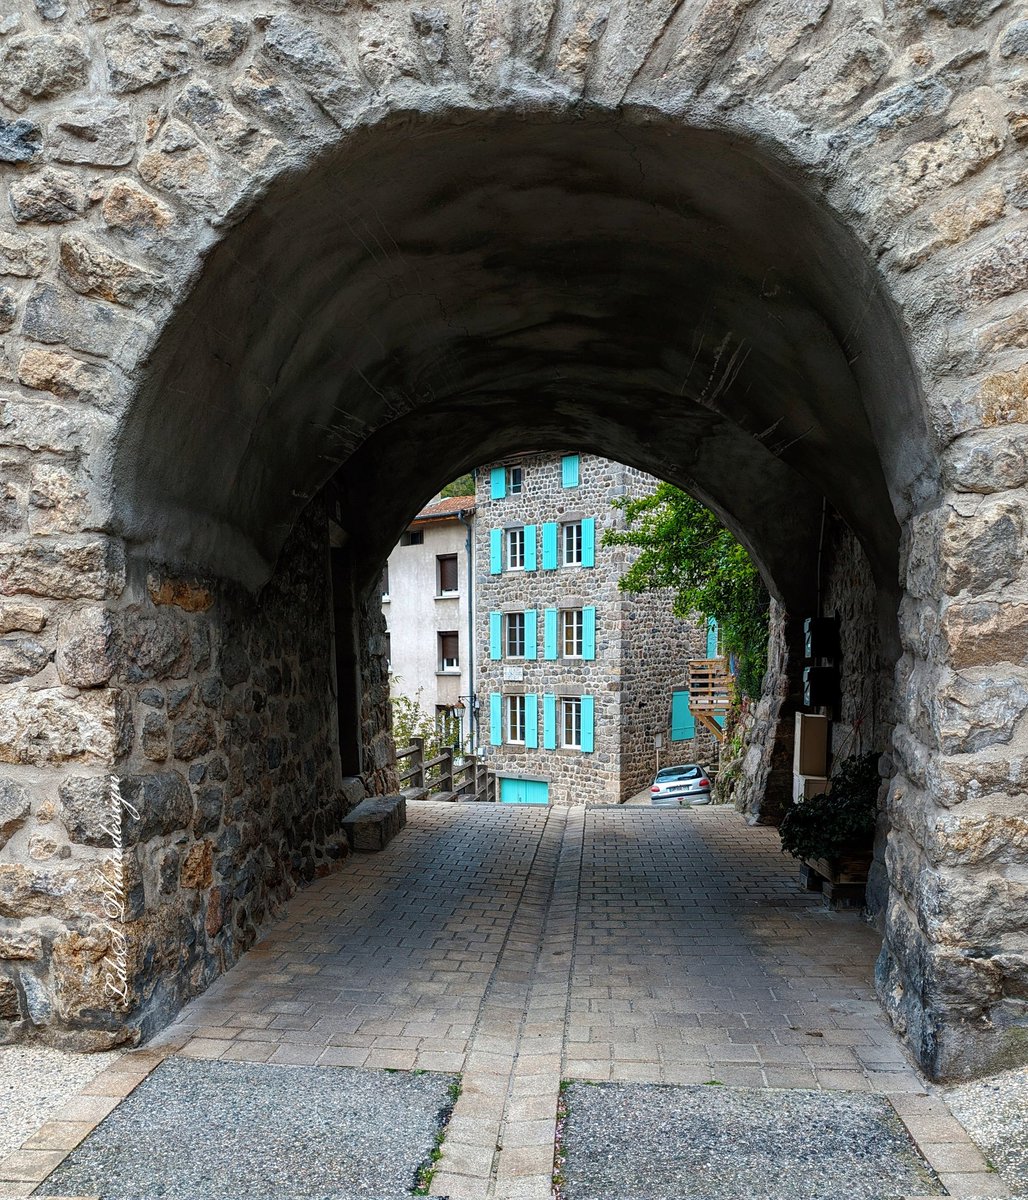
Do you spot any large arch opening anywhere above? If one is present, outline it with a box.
[98,105,942,1066]
[111,106,936,611]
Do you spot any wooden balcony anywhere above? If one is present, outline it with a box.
[687,657,733,740]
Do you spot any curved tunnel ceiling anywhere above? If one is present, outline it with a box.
[113,109,937,611]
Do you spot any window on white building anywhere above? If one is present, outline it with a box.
[507,526,525,570]
[560,608,584,658]
[562,521,583,566]
[437,554,458,596]
[505,611,526,658]
[402,529,424,546]
[506,694,526,744]
[561,697,583,749]
[439,631,459,672]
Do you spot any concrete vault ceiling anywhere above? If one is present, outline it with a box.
[113,109,937,613]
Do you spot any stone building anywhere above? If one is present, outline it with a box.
[476,453,711,805]
[381,495,475,747]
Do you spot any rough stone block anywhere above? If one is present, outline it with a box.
[104,18,190,94]
[0,231,48,278]
[120,771,192,842]
[341,794,406,852]
[0,34,88,112]
[9,169,88,224]
[0,635,51,684]
[0,538,124,600]
[0,778,31,849]
[50,103,136,167]
[58,775,115,847]
[0,602,46,635]
[0,686,124,765]
[0,117,42,164]
[59,234,159,308]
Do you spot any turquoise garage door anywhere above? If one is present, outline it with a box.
[499,778,550,805]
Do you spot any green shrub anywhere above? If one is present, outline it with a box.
[779,752,881,863]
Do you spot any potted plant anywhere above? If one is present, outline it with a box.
[779,752,880,905]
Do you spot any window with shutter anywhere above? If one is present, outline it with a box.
[507,527,526,569]
[505,612,526,657]
[439,631,459,671]
[560,608,584,657]
[437,554,458,595]
[505,694,527,743]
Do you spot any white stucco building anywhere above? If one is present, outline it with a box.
[382,495,477,748]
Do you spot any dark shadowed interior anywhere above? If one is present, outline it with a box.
[111,107,937,623]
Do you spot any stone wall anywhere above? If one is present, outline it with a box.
[1,0,1028,1078]
[618,583,718,800]
[822,516,891,766]
[1,502,364,1048]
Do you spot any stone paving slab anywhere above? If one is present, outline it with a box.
[33,1057,457,1200]
[6,802,1020,1200]
[556,1082,945,1200]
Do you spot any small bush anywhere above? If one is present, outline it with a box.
[779,752,881,863]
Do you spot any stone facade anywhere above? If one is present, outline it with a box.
[1,501,367,1048]
[0,0,1026,1079]
[476,453,711,805]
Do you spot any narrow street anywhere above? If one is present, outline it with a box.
[3,803,1015,1199]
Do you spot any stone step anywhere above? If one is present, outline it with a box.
[340,794,406,851]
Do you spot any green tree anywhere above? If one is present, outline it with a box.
[603,484,770,699]
[441,473,475,498]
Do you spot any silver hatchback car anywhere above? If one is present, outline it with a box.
[650,763,712,807]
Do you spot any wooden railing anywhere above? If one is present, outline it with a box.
[687,657,733,741]
[395,737,496,802]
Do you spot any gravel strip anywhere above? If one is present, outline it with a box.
[558,1082,943,1200]
[0,1043,123,1160]
[945,1063,1028,1193]
[35,1056,457,1199]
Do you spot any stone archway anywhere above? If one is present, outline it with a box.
[1,0,1027,1081]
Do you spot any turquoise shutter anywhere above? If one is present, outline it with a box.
[542,694,557,750]
[523,524,537,571]
[489,612,502,660]
[561,454,580,487]
[671,691,695,741]
[525,609,538,659]
[581,518,595,567]
[582,607,596,660]
[543,609,558,660]
[524,693,538,748]
[707,617,719,658]
[542,522,558,570]
[489,693,502,745]
[490,467,506,499]
[580,695,595,752]
[490,528,502,575]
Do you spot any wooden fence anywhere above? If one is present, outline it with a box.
[395,738,496,803]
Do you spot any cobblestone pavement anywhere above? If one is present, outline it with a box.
[0,803,1016,1199]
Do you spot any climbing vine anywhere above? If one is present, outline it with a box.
[603,484,770,699]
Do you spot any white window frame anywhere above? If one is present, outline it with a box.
[506,694,527,744]
[562,521,583,566]
[505,611,526,658]
[560,697,583,750]
[507,465,524,495]
[560,608,584,658]
[507,526,526,570]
